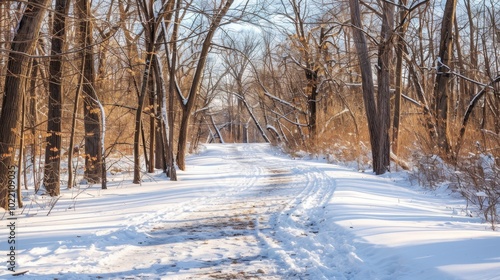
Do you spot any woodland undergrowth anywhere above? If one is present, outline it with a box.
[285,116,500,230]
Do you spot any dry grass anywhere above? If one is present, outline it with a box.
[295,103,500,227]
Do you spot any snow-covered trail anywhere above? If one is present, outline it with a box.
[81,144,349,279]
[3,143,500,279]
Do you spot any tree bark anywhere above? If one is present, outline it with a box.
[433,0,457,156]
[17,94,26,208]
[349,0,387,174]
[152,54,170,173]
[455,76,500,158]
[166,0,180,180]
[29,58,41,192]
[376,0,394,170]
[77,0,103,183]
[0,0,51,209]
[44,0,70,196]
[176,0,234,170]
[133,50,154,184]
[0,3,5,69]
[68,49,86,189]
[306,69,319,140]
[148,66,156,173]
[392,0,409,156]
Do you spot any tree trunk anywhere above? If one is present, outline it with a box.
[29,59,41,192]
[155,114,164,170]
[152,54,169,172]
[0,2,5,69]
[17,94,26,208]
[237,95,243,142]
[349,0,386,174]
[0,0,50,209]
[166,1,180,180]
[392,0,408,156]
[133,51,154,184]
[177,111,191,170]
[77,0,103,183]
[148,67,156,173]
[154,61,164,171]
[306,69,319,141]
[376,0,394,171]
[236,93,270,143]
[455,77,500,158]
[176,0,234,170]
[433,0,457,156]
[210,115,225,143]
[404,53,438,140]
[68,50,86,189]
[44,0,70,196]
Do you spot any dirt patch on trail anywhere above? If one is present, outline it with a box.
[205,269,267,279]
[146,166,292,280]
[264,168,294,186]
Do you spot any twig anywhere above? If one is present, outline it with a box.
[46,197,61,216]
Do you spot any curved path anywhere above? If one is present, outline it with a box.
[121,144,345,279]
[10,143,500,280]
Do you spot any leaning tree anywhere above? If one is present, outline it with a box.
[0,0,52,209]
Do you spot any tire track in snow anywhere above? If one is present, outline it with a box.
[254,163,344,279]
[231,144,355,279]
[85,144,277,279]
[82,144,358,279]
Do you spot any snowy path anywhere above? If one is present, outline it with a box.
[95,144,345,279]
[2,143,500,279]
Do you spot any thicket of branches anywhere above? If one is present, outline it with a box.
[0,0,499,221]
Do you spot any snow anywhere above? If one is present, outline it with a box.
[2,143,500,279]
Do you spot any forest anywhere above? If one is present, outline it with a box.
[0,0,499,222]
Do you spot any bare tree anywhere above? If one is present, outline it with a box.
[376,0,394,170]
[433,0,457,156]
[43,0,70,196]
[76,0,105,184]
[176,0,235,170]
[165,0,179,180]
[392,0,409,156]
[132,0,179,182]
[280,0,326,141]
[220,33,260,142]
[28,58,41,192]
[132,0,156,184]
[0,0,51,209]
[348,0,393,174]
